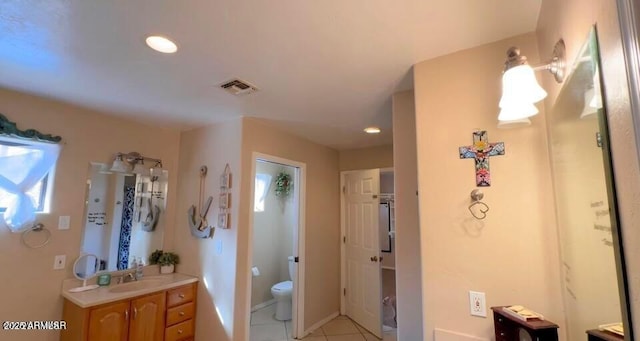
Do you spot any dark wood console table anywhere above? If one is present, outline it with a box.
[491,306,559,341]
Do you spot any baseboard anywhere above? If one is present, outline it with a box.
[251,299,276,312]
[303,311,340,337]
[434,328,489,341]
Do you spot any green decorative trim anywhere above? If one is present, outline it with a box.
[0,113,62,143]
[275,172,293,197]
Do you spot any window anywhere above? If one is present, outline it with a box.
[254,173,272,212]
[0,142,48,212]
[0,137,60,231]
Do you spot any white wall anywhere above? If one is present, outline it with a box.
[391,90,424,341]
[413,33,565,340]
[251,161,296,308]
[173,119,243,341]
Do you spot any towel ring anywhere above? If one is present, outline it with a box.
[468,190,490,220]
[21,223,52,249]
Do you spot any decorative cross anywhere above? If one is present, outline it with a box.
[459,131,505,187]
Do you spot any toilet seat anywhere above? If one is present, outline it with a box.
[272,281,292,293]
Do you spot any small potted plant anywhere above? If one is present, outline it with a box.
[149,249,164,266]
[157,252,180,274]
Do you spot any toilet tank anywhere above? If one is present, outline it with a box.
[288,256,295,280]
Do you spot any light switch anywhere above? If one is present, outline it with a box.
[58,216,70,230]
[54,255,66,270]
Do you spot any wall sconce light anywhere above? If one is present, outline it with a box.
[110,152,162,175]
[498,40,566,122]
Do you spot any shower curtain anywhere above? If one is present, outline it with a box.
[117,186,135,270]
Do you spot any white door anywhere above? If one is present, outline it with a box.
[344,169,382,338]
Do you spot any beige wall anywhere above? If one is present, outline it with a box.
[173,119,243,341]
[414,33,565,340]
[339,145,393,171]
[391,90,424,341]
[0,87,180,341]
[236,117,341,338]
[537,0,640,335]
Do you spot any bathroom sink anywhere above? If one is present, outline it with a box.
[109,277,170,293]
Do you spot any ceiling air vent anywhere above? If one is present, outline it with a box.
[219,78,259,96]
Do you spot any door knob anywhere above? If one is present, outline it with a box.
[370,256,378,262]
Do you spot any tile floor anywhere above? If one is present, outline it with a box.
[250,303,398,341]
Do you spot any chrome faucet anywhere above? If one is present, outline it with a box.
[115,271,137,284]
[124,272,136,283]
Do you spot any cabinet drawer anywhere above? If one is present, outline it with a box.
[167,284,195,308]
[165,319,194,341]
[167,302,195,326]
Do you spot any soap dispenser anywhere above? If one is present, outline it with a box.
[136,257,144,279]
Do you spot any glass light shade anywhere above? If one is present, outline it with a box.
[499,65,548,109]
[580,88,598,119]
[498,102,539,121]
[132,162,149,176]
[150,165,167,181]
[497,117,532,129]
[110,156,130,173]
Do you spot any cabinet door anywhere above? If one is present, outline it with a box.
[89,301,130,341]
[129,292,166,341]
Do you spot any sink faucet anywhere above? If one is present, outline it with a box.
[115,271,137,284]
[124,272,137,283]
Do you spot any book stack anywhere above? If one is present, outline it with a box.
[599,322,624,336]
[501,305,544,322]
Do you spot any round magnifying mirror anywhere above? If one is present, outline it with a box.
[69,254,100,292]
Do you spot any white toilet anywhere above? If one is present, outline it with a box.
[271,256,295,321]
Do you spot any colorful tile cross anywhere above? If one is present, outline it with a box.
[459,131,505,187]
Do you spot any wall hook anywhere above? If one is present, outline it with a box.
[469,189,490,220]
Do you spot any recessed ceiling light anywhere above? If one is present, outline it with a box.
[364,127,381,134]
[145,36,178,54]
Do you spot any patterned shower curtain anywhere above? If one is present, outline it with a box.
[117,186,135,270]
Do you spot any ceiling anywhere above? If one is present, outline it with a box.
[0,0,541,150]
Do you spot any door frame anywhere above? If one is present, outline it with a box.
[245,152,307,339]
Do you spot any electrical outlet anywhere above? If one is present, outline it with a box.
[53,255,66,270]
[58,216,71,230]
[469,291,486,317]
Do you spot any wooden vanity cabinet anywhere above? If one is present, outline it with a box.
[128,292,166,341]
[87,301,130,341]
[165,284,197,341]
[62,282,197,341]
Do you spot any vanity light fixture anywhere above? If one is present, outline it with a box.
[498,40,566,122]
[364,127,381,134]
[109,154,131,173]
[132,158,149,176]
[145,35,178,54]
[497,117,532,129]
[110,152,162,175]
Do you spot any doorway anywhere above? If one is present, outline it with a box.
[340,168,397,339]
[247,153,306,341]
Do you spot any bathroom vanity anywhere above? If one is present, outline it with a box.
[60,273,198,341]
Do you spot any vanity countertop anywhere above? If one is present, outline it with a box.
[61,273,198,308]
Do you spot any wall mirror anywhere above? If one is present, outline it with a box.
[79,162,168,272]
[548,27,633,340]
